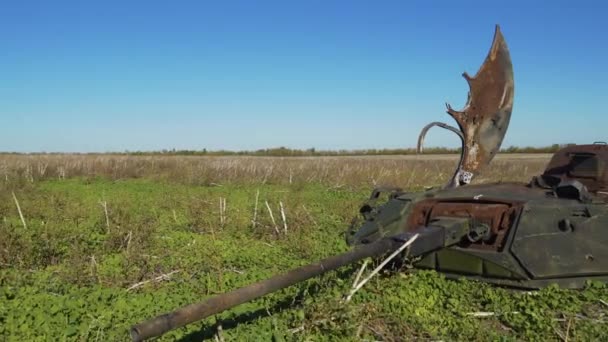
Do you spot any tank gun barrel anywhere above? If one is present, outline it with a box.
[130,225,456,341]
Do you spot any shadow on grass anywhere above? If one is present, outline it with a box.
[177,267,357,341]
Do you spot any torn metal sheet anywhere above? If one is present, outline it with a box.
[418,25,514,187]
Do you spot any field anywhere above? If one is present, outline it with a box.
[1,153,606,341]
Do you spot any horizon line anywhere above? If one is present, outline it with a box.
[0,144,574,155]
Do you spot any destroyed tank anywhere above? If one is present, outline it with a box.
[130,25,608,341]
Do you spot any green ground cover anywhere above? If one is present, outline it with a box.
[1,179,606,341]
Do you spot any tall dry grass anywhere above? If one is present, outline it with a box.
[0,154,551,190]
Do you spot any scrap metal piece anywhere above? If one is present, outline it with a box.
[418,25,514,188]
[417,121,465,188]
[417,122,465,151]
[446,25,514,185]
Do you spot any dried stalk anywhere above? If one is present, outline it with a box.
[99,200,110,233]
[124,230,132,251]
[351,259,369,291]
[214,323,225,342]
[172,209,178,223]
[265,201,279,235]
[126,270,180,291]
[220,197,224,226]
[345,234,419,302]
[90,255,98,279]
[466,311,520,317]
[279,201,287,234]
[219,197,227,226]
[565,317,572,342]
[12,191,27,229]
[252,189,260,228]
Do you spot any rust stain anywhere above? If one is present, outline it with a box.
[446,25,514,178]
[418,25,514,188]
[406,198,523,251]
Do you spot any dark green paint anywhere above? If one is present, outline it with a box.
[346,145,608,289]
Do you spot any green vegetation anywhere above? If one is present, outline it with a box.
[0,156,606,341]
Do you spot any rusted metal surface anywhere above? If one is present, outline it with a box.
[406,199,522,251]
[418,25,514,188]
[538,143,608,193]
[446,25,515,184]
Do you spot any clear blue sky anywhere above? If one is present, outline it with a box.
[2,1,607,152]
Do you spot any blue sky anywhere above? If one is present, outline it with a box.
[2,1,607,152]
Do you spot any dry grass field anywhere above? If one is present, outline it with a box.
[2,152,605,342]
[0,153,551,190]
